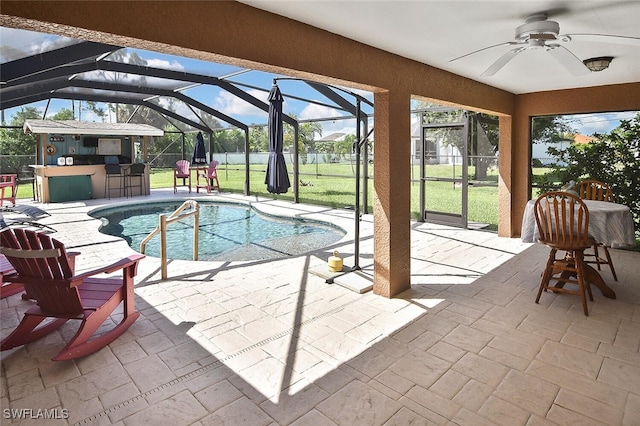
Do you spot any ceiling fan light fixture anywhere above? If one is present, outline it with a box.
[583,56,613,72]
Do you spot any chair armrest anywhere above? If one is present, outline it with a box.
[68,254,145,287]
[7,254,145,288]
[67,251,80,273]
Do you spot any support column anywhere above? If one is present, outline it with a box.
[497,110,530,237]
[497,115,513,237]
[373,90,411,297]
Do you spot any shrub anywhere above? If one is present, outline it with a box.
[545,113,640,238]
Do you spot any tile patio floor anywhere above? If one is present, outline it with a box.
[1,190,639,425]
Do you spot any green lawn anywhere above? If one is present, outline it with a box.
[10,164,499,228]
[152,163,500,229]
[12,164,640,247]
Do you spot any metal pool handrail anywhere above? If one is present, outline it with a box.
[140,199,199,280]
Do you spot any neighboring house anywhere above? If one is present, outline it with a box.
[315,132,347,143]
[531,133,594,165]
[410,120,464,165]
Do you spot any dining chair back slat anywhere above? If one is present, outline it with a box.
[576,179,615,202]
[575,179,618,280]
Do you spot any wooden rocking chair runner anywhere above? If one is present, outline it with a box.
[0,228,144,361]
[575,179,618,281]
[534,191,596,316]
[173,159,191,193]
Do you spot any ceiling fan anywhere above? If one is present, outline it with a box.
[450,13,640,77]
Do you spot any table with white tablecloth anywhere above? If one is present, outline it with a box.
[521,199,636,248]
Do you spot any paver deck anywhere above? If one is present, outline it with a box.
[1,189,639,425]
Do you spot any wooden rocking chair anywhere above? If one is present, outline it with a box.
[0,228,144,361]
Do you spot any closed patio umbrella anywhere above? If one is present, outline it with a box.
[265,83,291,194]
[192,131,207,164]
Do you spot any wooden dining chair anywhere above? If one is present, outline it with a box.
[576,179,618,281]
[0,228,144,361]
[534,191,595,316]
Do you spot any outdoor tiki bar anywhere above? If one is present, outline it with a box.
[23,120,162,202]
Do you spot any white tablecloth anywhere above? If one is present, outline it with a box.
[521,199,636,248]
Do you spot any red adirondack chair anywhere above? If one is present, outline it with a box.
[0,228,144,361]
[0,254,21,298]
[173,159,191,193]
[0,174,17,207]
[196,161,220,193]
[1,251,78,300]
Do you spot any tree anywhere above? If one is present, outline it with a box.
[544,113,640,238]
[83,101,107,122]
[531,115,574,145]
[51,108,75,121]
[414,101,499,180]
[249,126,267,152]
[284,119,322,164]
[213,129,246,153]
[0,107,41,172]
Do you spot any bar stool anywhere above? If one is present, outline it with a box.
[124,163,146,198]
[15,166,37,201]
[104,164,123,199]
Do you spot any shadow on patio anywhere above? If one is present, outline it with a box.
[1,192,639,425]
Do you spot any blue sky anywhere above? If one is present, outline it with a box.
[0,26,374,137]
[1,27,637,138]
[562,111,638,136]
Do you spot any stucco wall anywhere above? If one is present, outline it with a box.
[1,1,639,296]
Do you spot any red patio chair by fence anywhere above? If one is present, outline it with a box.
[173,160,191,193]
[0,228,144,361]
[196,161,220,193]
[0,174,17,207]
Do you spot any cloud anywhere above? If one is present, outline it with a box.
[299,103,344,121]
[566,111,638,136]
[213,89,267,119]
[146,58,185,71]
[0,27,76,62]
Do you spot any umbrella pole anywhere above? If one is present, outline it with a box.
[294,125,299,203]
[353,99,362,271]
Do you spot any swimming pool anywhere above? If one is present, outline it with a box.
[89,201,346,261]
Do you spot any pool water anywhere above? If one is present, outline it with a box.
[90,201,346,261]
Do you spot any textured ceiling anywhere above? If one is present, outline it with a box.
[240,0,640,94]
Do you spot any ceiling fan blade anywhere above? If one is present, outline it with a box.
[561,33,640,46]
[547,45,590,76]
[449,42,519,63]
[481,47,525,76]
